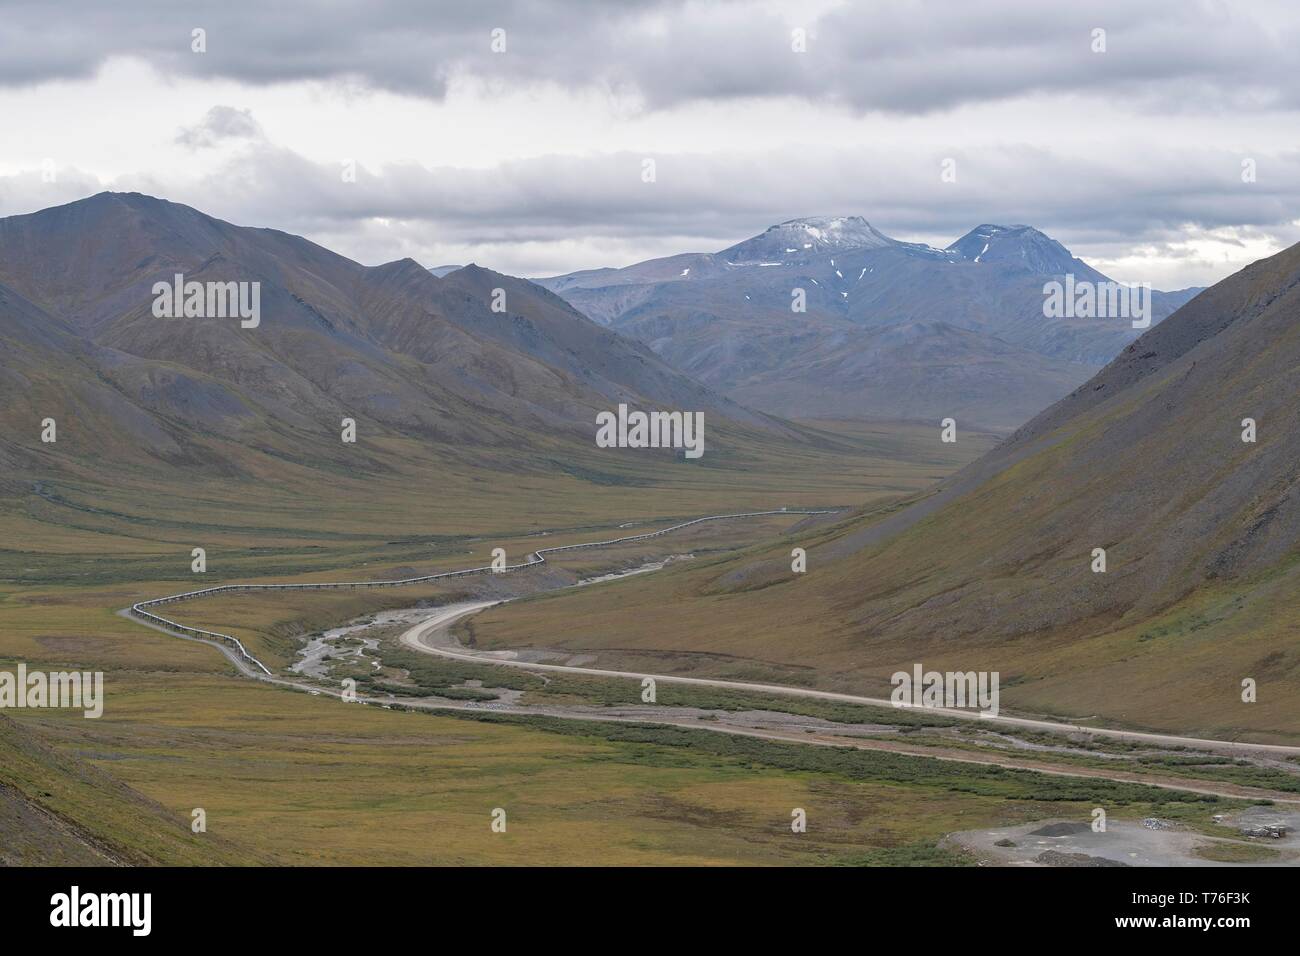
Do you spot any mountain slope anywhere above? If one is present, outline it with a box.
[431,264,769,428]
[816,239,1300,633]
[0,714,255,864]
[539,218,1199,429]
[724,319,1086,426]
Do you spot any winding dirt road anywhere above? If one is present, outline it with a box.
[400,602,1300,759]
[122,509,1300,804]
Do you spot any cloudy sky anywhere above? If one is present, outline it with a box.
[1,0,1297,287]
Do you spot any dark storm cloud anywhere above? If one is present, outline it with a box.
[0,0,653,97]
[1,0,1296,114]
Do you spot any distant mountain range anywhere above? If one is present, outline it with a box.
[536,216,1203,429]
[0,193,786,491]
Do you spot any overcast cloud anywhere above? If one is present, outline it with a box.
[0,0,1297,287]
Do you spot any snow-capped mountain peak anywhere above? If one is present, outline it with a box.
[720,216,898,262]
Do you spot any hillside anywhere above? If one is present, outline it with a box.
[0,192,765,472]
[0,714,253,865]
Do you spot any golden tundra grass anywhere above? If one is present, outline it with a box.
[8,422,1075,865]
[4,421,995,586]
[4,667,1232,866]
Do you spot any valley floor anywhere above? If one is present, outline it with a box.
[3,423,1289,866]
